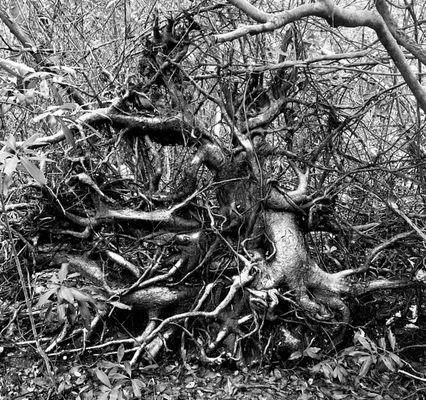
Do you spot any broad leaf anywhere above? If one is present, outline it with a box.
[387,329,396,351]
[288,350,302,360]
[358,356,373,377]
[131,378,144,397]
[108,372,128,383]
[21,133,40,149]
[5,135,16,151]
[389,352,403,367]
[36,288,56,307]
[95,369,111,388]
[3,155,19,177]
[71,288,94,304]
[58,286,75,304]
[57,303,67,321]
[380,355,396,372]
[109,301,132,310]
[58,263,69,282]
[20,156,47,185]
[117,344,125,364]
[304,346,321,359]
[77,301,92,330]
[123,361,132,377]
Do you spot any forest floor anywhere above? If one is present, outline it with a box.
[0,342,423,400]
[1,278,425,399]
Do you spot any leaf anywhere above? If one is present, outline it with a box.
[380,355,396,372]
[49,65,77,77]
[100,361,118,369]
[389,352,403,367]
[0,149,12,164]
[99,392,110,400]
[33,111,52,123]
[310,363,322,373]
[51,85,64,105]
[107,0,120,8]
[108,372,128,383]
[58,263,69,282]
[23,71,52,82]
[5,135,16,151]
[347,350,369,357]
[24,89,35,104]
[304,346,321,359]
[39,79,50,98]
[3,155,19,177]
[16,92,27,104]
[387,329,396,351]
[335,365,347,383]
[36,288,56,307]
[58,380,66,394]
[358,356,373,377]
[67,302,77,323]
[117,344,125,364]
[0,173,12,196]
[71,288,94,304]
[95,369,111,388]
[356,335,373,353]
[20,133,40,150]
[109,301,132,310]
[59,102,79,111]
[288,350,303,360]
[186,381,196,389]
[322,363,333,379]
[26,80,38,90]
[331,392,349,399]
[59,119,76,148]
[20,155,47,185]
[78,301,92,330]
[131,378,144,397]
[58,286,75,304]
[109,387,120,400]
[57,303,67,321]
[122,361,131,376]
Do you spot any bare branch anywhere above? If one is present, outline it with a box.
[0,6,40,59]
[215,2,326,42]
[252,50,371,73]
[216,0,426,113]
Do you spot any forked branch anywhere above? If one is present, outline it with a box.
[266,162,309,211]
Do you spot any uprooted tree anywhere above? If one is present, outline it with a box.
[0,0,425,366]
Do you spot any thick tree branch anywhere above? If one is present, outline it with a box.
[375,0,426,66]
[0,6,44,64]
[60,194,201,231]
[247,96,289,131]
[266,162,309,210]
[21,99,207,149]
[215,2,326,41]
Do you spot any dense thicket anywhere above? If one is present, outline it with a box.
[0,1,425,395]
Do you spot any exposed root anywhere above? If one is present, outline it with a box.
[9,40,421,368]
